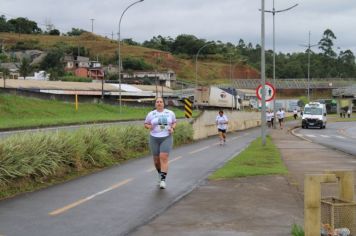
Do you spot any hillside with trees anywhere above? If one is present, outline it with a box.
[1,15,356,85]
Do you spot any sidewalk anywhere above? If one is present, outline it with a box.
[130,123,356,236]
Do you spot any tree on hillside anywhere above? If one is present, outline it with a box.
[142,35,174,52]
[19,57,32,79]
[337,49,356,77]
[49,29,60,35]
[122,38,140,46]
[171,34,203,56]
[0,67,10,87]
[40,49,65,79]
[67,28,86,36]
[0,15,12,32]
[318,29,337,58]
[7,17,42,34]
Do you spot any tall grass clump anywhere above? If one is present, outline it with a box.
[0,122,193,199]
[173,122,194,146]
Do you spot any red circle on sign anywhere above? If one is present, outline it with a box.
[256,82,275,102]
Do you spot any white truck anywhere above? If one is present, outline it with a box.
[301,102,327,129]
[194,86,240,110]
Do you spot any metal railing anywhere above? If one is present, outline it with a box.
[231,78,356,89]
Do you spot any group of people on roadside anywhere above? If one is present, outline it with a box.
[144,97,293,190]
[266,108,286,129]
[339,109,352,118]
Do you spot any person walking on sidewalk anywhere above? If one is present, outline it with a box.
[293,108,298,120]
[144,97,177,189]
[276,108,285,129]
[216,110,229,145]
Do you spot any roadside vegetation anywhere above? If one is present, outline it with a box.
[0,122,194,199]
[327,113,356,122]
[0,94,198,130]
[209,136,287,179]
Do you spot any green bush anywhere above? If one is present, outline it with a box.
[123,57,153,70]
[0,122,193,198]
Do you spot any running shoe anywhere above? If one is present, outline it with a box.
[159,180,166,189]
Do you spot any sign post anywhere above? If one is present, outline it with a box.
[256,82,276,103]
[256,81,275,145]
[183,98,193,118]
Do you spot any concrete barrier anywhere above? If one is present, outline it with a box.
[192,110,261,140]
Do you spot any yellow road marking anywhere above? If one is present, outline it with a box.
[189,146,210,154]
[49,178,133,216]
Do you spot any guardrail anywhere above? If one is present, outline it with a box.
[229,78,355,89]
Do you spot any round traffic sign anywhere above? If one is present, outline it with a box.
[256,82,275,102]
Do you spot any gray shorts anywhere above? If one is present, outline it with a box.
[149,135,173,156]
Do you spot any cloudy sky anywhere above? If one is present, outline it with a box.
[1,0,356,54]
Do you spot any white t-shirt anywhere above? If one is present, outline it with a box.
[276,110,285,119]
[216,114,228,130]
[145,109,176,137]
[266,112,273,121]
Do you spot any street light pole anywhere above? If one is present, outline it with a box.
[195,42,214,94]
[264,0,298,128]
[118,0,144,113]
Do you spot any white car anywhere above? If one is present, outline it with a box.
[301,102,327,129]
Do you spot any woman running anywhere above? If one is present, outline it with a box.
[144,97,176,189]
[216,110,228,145]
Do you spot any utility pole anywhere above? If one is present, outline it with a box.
[229,54,234,111]
[90,19,95,33]
[264,0,298,128]
[261,0,267,146]
[300,31,317,102]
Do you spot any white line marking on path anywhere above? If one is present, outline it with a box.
[169,156,182,163]
[335,135,346,139]
[320,135,330,138]
[305,134,316,138]
[49,178,133,216]
[189,146,210,154]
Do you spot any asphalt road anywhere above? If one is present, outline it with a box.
[293,121,356,156]
[0,128,260,236]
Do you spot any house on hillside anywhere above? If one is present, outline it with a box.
[121,70,176,88]
[64,55,75,71]
[0,62,20,79]
[64,55,104,80]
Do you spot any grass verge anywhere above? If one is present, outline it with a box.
[0,94,198,130]
[209,136,287,180]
